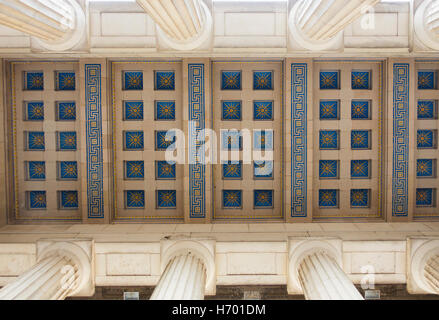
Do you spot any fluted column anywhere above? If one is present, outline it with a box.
[0,0,74,41]
[136,0,213,50]
[298,252,364,300]
[415,0,439,50]
[426,0,439,37]
[0,254,79,300]
[424,255,439,294]
[151,253,206,300]
[289,0,380,50]
[0,0,85,51]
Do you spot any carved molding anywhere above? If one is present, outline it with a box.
[37,239,95,297]
[288,237,342,295]
[407,238,439,295]
[160,238,216,295]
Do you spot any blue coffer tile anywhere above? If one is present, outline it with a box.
[157,190,176,209]
[27,161,45,180]
[319,189,339,208]
[319,160,339,179]
[58,161,78,180]
[156,130,176,150]
[28,191,46,209]
[320,71,339,90]
[221,71,241,90]
[26,102,44,121]
[418,71,437,90]
[254,130,273,150]
[221,131,242,150]
[319,130,339,150]
[417,159,436,178]
[59,191,78,209]
[222,161,242,179]
[57,102,76,121]
[351,160,370,179]
[254,161,273,179]
[254,101,273,120]
[155,71,175,90]
[58,131,77,151]
[56,72,75,91]
[155,101,175,121]
[352,100,371,120]
[24,72,44,91]
[253,71,273,90]
[319,100,339,120]
[417,130,437,149]
[124,101,143,121]
[222,190,242,209]
[351,130,371,150]
[222,101,241,121]
[156,161,176,180]
[417,100,437,119]
[351,70,371,90]
[125,161,144,180]
[416,188,435,207]
[123,71,143,90]
[26,132,45,150]
[124,131,144,150]
[350,189,370,208]
[254,190,273,208]
[125,190,145,209]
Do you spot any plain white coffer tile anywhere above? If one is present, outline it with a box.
[106,253,151,276]
[0,254,35,276]
[101,13,147,36]
[351,13,398,36]
[227,253,277,275]
[224,13,276,36]
[351,252,395,274]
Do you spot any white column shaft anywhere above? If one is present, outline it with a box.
[298,252,364,300]
[425,255,439,293]
[136,0,205,41]
[151,254,206,300]
[426,0,439,37]
[0,255,79,300]
[295,0,380,41]
[0,0,75,41]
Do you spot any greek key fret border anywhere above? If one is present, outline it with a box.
[85,64,104,218]
[291,63,308,217]
[392,63,410,217]
[189,64,206,218]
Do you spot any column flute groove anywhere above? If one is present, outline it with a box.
[298,252,364,300]
[426,0,439,37]
[137,0,208,42]
[136,0,213,50]
[424,255,439,293]
[151,254,206,300]
[296,0,379,41]
[289,0,380,50]
[0,255,79,300]
[0,0,76,41]
[0,0,86,51]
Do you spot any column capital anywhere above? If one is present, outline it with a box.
[288,0,342,51]
[288,237,342,295]
[160,238,216,295]
[36,239,95,297]
[288,0,380,51]
[407,238,439,295]
[0,0,87,51]
[414,0,439,51]
[137,0,213,51]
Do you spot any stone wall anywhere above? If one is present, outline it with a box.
[0,1,433,55]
